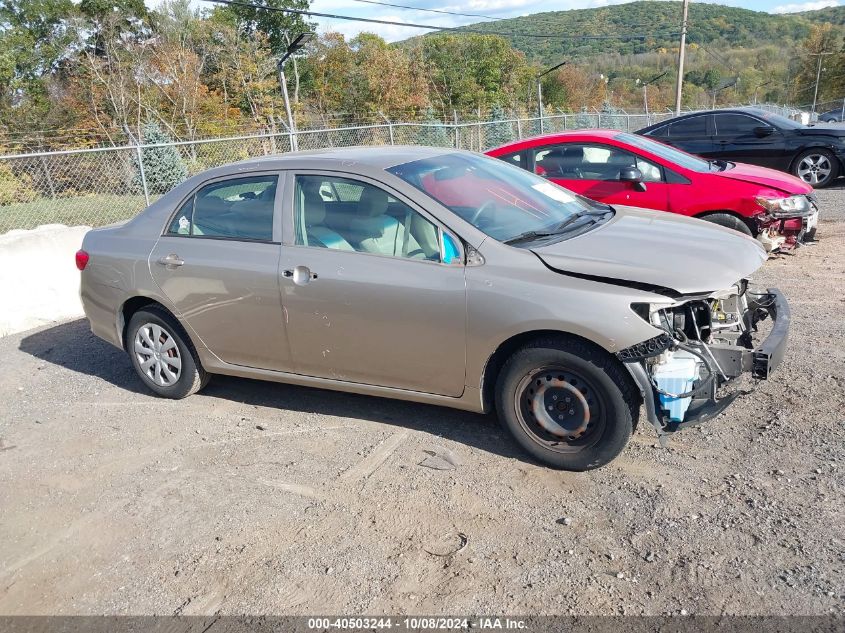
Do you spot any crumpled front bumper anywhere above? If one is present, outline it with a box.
[622,287,790,436]
[756,194,820,251]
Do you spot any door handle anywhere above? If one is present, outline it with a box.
[157,254,184,267]
[283,265,318,285]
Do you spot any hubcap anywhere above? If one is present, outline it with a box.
[134,323,181,387]
[515,366,606,454]
[797,154,831,185]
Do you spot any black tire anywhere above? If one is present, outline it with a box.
[127,307,208,399]
[700,212,753,236]
[495,336,639,471]
[791,148,839,188]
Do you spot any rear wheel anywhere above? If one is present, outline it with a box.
[495,337,638,471]
[127,307,208,399]
[700,212,753,236]
[792,149,839,188]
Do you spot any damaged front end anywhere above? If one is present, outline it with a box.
[754,193,819,252]
[618,282,790,437]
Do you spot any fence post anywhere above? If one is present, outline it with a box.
[379,111,394,145]
[135,145,150,206]
[453,110,460,149]
[38,154,56,199]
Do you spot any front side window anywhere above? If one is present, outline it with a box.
[294,175,442,262]
[167,175,277,241]
[388,152,611,243]
[535,144,662,183]
[714,113,763,136]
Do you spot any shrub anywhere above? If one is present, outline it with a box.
[0,163,38,206]
[134,122,188,195]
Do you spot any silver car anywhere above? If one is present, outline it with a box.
[78,147,789,470]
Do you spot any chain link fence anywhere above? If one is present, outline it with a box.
[0,106,786,233]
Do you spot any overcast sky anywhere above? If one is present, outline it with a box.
[187,0,841,42]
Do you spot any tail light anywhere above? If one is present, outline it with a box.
[75,250,89,271]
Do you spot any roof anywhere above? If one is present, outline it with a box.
[232,144,458,171]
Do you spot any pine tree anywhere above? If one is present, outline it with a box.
[415,108,451,147]
[486,104,513,149]
[135,122,188,195]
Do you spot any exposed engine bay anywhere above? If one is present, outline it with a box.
[619,281,790,435]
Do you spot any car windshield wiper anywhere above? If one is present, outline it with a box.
[552,208,613,233]
[502,209,611,245]
[502,229,562,245]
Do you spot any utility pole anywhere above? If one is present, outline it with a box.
[810,52,834,118]
[641,71,668,124]
[536,60,568,134]
[674,0,690,116]
[277,32,315,152]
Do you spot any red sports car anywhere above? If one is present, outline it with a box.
[486,130,819,250]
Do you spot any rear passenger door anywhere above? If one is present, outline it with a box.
[149,173,292,372]
[278,172,467,397]
[653,114,716,158]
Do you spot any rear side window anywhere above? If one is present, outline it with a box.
[167,175,277,241]
[668,116,707,137]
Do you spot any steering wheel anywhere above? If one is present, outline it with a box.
[470,200,497,225]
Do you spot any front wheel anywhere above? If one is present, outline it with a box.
[792,149,839,188]
[127,307,208,399]
[700,212,753,236]
[495,337,638,471]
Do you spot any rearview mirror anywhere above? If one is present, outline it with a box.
[753,125,775,138]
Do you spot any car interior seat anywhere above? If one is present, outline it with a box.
[300,184,354,251]
[347,187,416,256]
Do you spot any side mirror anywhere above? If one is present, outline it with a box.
[618,167,643,182]
[618,167,647,192]
[753,125,775,138]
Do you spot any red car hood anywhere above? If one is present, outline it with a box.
[716,162,811,195]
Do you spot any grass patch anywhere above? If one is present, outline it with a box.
[0,193,155,233]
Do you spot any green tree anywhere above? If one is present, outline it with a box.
[136,121,188,195]
[486,103,513,148]
[213,0,313,56]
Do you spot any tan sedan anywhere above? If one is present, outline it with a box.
[77,147,789,470]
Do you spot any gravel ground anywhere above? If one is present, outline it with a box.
[0,185,843,617]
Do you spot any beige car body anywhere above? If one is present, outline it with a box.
[79,147,773,421]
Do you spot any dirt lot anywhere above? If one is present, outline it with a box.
[1,185,843,617]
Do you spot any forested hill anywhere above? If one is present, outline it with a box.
[427,1,845,63]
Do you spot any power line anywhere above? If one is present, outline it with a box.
[340,0,500,21]
[204,0,680,40]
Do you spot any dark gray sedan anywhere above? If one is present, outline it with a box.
[77,147,789,470]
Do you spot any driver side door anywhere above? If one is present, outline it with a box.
[532,143,670,212]
[278,172,468,397]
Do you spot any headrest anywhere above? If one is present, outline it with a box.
[259,184,276,201]
[197,196,229,214]
[358,187,389,217]
[302,190,325,226]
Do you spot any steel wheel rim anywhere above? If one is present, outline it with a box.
[134,323,182,387]
[514,365,606,454]
[797,154,831,185]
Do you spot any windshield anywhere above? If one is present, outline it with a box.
[616,132,713,172]
[752,110,804,129]
[387,153,605,243]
